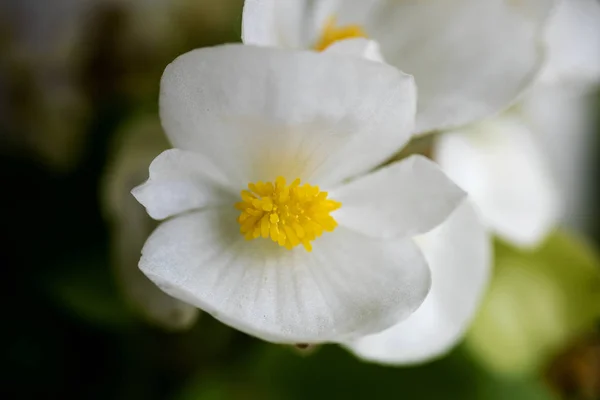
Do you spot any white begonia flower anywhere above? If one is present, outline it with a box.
[242,0,557,134]
[433,0,600,247]
[132,44,469,344]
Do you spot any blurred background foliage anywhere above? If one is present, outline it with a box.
[1,0,599,399]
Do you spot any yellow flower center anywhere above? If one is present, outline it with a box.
[235,177,341,252]
[314,16,367,52]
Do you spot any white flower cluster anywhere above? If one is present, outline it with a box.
[132,0,600,364]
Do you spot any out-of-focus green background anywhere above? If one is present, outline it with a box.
[1,1,598,399]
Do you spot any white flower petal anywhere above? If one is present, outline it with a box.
[140,208,431,343]
[242,0,343,48]
[131,149,236,220]
[350,0,555,133]
[242,0,308,48]
[540,0,600,85]
[243,0,555,134]
[160,44,416,189]
[331,155,466,239]
[434,114,560,247]
[112,224,201,331]
[323,38,385,62]
[345,200,491,364]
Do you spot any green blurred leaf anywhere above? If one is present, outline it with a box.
[244,344,555,400]
[466,230,600,377]
[175,375,236,400]
[175,368,270,400]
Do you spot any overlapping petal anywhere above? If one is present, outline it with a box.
[242,0,556,133]
[331,155,465,239]
[346,200,491,364]
[242,0,308,47]
[323,38,384,62]
[160,44,416,190]
[434,115,560,247]
[139,208,431,343]
[132,149,236,220]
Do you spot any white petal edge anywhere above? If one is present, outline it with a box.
[264,0,557,133]
[331,155,466,239]
[434,114,561,247]
[112,225,200,330]
[345,200,491,364]
[139,207,431,344]
[323,38,385,63]
[131,149,237,220]
[102,117,200,330]
[159,44,416,190]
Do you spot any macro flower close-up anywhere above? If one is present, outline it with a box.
[3,0,600,399]
[131,44,483,345]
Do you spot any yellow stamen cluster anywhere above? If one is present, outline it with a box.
[235,177,341,252]
[314,16,367,52]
